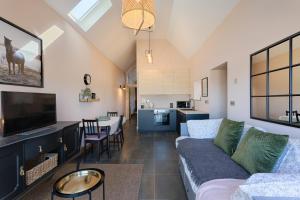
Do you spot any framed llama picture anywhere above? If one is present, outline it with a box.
[0,17,43,87]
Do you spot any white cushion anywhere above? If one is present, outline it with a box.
[187,119,223,139]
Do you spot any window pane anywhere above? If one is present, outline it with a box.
[293,36,300,65]
[269,69,289,95]
[69,0,99,21]
[269,97,289,123]
[252,97,266,119]
[252,74,266,96]
[269,41,289,70]
[252,51,267,75]
[293,66,300,94]
[292,96,300,126]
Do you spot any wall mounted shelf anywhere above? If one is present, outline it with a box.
[79,98,100,103]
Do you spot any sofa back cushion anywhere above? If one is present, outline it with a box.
[276,137,300,173]
[231,128,289,174]
[187,119,223,139]
[214,119,245,156]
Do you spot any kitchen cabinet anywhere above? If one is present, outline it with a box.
[176,110,209,134]
[138,109,154,132]
[138,109,177,132]
[193,80,202,100]
[139,67,190,95]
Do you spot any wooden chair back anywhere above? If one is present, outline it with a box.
[117,115,124,131]
[107,112,118,117]
[285,111,299,122]
[82,119,100,138]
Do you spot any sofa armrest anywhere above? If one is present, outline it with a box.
[187,118,223,139]
[175,136,189,148]
[232,173,300,200]
[180,123,189,136]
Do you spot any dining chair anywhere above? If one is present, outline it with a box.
[82,119,110,160]
[110,115,124,151]
[285,110,299,122]
[116,115,124,146]
[295,111,300,122]
[107,112,118,117]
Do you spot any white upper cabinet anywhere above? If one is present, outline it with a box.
[139,67,190,95]
[137,40,191,95]
[193,80,201,100]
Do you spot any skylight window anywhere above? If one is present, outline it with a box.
[68,0,112,32]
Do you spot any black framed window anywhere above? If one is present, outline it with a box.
[250,32,300,128]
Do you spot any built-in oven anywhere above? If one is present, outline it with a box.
[154,109,170,126]
[176,101,191,109]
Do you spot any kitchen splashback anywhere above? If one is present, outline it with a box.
[140,94,190,108]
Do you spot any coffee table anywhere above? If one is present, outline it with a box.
[51,168,105,200]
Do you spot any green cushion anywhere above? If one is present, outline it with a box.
[214,119,244,156]
[231,127,289,174]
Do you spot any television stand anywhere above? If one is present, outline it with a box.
[18,126,57,136]
[0,121,81,200]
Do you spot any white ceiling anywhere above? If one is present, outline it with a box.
[44,0,239,71]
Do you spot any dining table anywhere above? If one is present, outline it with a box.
[97,116,126,135]
[278,115,298,123]
[80,116,126,136]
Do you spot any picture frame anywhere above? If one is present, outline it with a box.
[201,77,208,97]
[0,17,43,88]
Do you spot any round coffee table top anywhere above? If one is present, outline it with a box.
[53,168,105,198]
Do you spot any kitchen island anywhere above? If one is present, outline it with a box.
[176,109,209,134]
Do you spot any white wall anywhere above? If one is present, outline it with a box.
[0,0,125,122]
[141,94,190,109]
[190,0,300,136]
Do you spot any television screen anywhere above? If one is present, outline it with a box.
[1,91,56,137]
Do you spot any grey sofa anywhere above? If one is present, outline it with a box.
[176,119,300,200]
[177,138,250,200]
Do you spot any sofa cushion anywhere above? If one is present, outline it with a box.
[187,119,223,139]
[177,138,250,186]
[231,128,289,174]
[277,137,300,173]
[214,119,245,156]
[231,173,300,200]
[240,124,265,141]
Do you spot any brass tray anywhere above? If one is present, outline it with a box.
[55,169,102,195]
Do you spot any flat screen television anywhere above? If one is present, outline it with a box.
[1,91,56,137]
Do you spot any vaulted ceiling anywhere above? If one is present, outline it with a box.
[44,0,239,71]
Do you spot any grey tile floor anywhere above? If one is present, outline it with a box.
[83,116,187,200]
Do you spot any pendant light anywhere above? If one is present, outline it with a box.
[145,27,153,64]
[121,0,155,35]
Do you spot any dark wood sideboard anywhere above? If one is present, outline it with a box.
[0,121,81,200]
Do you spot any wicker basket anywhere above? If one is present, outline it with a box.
[26,153,58,185]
